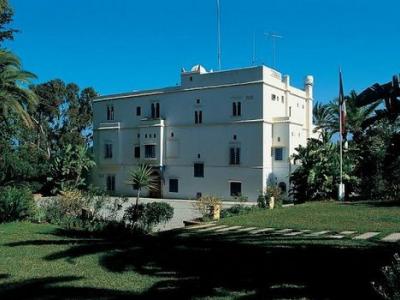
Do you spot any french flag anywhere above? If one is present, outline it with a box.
[339,70,347,142]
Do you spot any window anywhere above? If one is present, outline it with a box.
[197,153,201,159]
[145,145,156,158]
[104,143,113,159]
[106,175,115,192]
[196,99,200,104]
[194,163,204,177]
[233,134,237,140]
[232,102,241,116]
[196,192,202,199]
[289,106,292,117]
[137,133,140,138]
[229,147,240,165]
[271,94,276,101]
[278,182,287,193]
[195,110,202,124]
[281,96,284,103]
[169,179,178,193]
[275,147,283,161]
[156,103,160,118]
[134,146,140,158]
[230,182,242,196]
[151,103,160,118]
[277,137,280,142]
[136,106,141,116]
[107,105,114,120]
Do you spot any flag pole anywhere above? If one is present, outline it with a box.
[338,69,345,201]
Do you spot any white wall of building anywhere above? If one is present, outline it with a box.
[92,65,314,201]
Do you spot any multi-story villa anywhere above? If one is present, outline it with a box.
[92,65,315,201]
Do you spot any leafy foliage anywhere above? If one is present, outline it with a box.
[372,253,400,300]
[220,204,255,218]
[193,195,222,218]
[291,91,392,202]
[0,0,17,44]
[0,186,34,222]
[124,202,174,232]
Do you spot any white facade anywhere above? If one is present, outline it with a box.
[92,65,315,201]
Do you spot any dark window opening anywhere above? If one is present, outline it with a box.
[289,106,292,117]
[156,103,160,118]
[194,163,204,177]
[232,102,242,117]
[233,134,237,140]
[104,143,113,159]
[229,147,240,165]
[171,132,174,137]
[196,99,200,104]
[275,147,283,161]
[197,153,201,159]
[230,182,241,196]
[106,175,115,192]
[278,182,287,193]
[195,110,203,124]
[196,192,202,199]
[136,106,141,116]
[169,179,178,193]
[107,105,114,120]
[134,146,140,158]
[145,145,156,158]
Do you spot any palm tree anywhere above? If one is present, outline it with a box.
[313,101,334,134]
[126,164,158,208]
[327,91,380,141]
[0,49,37,127]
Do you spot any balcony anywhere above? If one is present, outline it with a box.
[140,117,165,127]
[98,122,120,130]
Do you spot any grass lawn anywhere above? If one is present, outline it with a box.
[219,201,400,236]
[1,203,399,299]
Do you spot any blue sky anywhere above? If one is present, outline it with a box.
[6,0,400,103]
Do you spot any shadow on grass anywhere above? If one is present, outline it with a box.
[0,276,136,300]
[5,228,399,299]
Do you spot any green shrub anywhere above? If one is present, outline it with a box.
[372,252,400,299]
[193,196,222,219]
[220,204,255,218]
[124,202,174,232]
[257,193,267,208]
[0,186,35,223]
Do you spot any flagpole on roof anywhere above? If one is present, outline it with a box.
[216,0,221,70]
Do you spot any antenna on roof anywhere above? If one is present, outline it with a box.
[252,31,256,66]
[264,31,283,69]
[216,0,222,70]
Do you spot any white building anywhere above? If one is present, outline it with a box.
[92,65,315,201]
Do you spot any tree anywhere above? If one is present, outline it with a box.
[0,0,17,44]
[126,164,157,208]
[313,101,333,134]
[326,91,379,141]
[0,49,37,127]
[47,144,96,194]
[290,131,358,202]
